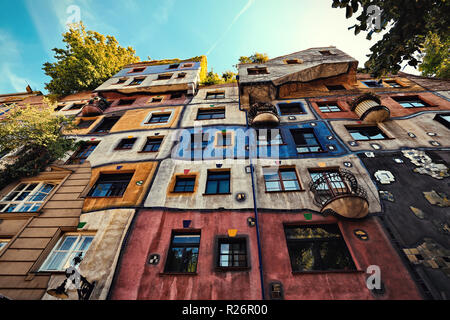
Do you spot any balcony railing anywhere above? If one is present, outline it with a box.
[309,169,369,219]
[81,95,110,116]
[248,102,280,127]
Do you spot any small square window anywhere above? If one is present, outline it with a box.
[128,78,145,86]
[0,239,10,252]
[150,97,163,103]
[385,80,403,88]
[146,112,171,124]
[182,63,194,68]
[217,238,248,269]
[170,92,183,99]
[278,103,305,115]
[205,170,230,195]
[291,129,323,154]
[197,108,225,120]
[129,67,145,73]
[346,125,388,141]
[91,116,120,133]
[168,64,180,70]
[318,102,341,113]
[434,113,450,129]
[164,233,200,273]
[362,80,384,88]
[115,138,137,150]
[173,176,196,193]
[117,99,135,106]
[157,74,173,80]
[114,78,127,85]
[392,96,429,108]
[206,91,225,99]
[142,137,163,152]
[285,59,301,64]
[247,67,269,75]
[177,73,187,79]
[326,85,345,91]
[77,119,95,129]
[66,142,98,165]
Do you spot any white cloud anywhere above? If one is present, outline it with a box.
[207,0,255,55]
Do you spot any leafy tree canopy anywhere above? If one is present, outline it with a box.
[238,53,269,64]
[0,102,78,187]
[331,0,449,78]
[418,32,450,79]
[201,70,237,85]
[43,22,140,96]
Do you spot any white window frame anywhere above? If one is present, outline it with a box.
[0,182,56,213]
[39,233,95,272]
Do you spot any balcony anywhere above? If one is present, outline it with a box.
[81,94,110,117]
[351,93,390,123]
[309,169,369,219]
[248,102,280,127]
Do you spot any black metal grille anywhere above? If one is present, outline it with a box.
[248,102,280,127]
[309,169,368,207]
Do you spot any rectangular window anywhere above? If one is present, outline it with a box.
[177,73,187,78]
[196,108,225,120]
[92,117,120,133]
[170,92,183,99]
[117,99,135,106]
[346,125,388,141]
[190,133,208,160]
[114,78,127,85]
[326,85,345,91]
[128,78,144,86]
[165,233,200,273]
[150,97,163,103]
[205,170,230,195]
[68,103,84,110]
[168,64,180,70]
[216,132,232,147]
[434,113,450,129]
[362,80,384,88]
[286,59,301,64]
[66,142,98,165]
[115,138,137,150]
[54,104,66,111]
[129,67,145,73]
[77,119,95,129]
[0,239,10,252]
[147,112,171,124]
[257,129,283,145]
[263,168,301,192]
[217,238,248,269]
[278,103,305,115]
[173,176,196,193]
[385,80,402,88]
[87,173,133,198]
[291,129,323,154]
[0,182,56,213]
[319,50,333,56]
[284,224,356,272]
[318,102,341,113]
[392,96,429,108]
[247,67,269,75]
[40,234,94,271]
[142,137,163,152]
[206,92,225,99]
[157,73,173,80]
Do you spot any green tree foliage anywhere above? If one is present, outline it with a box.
[0,102,79,188]
[43,22,140,96]
[201,70,237,85]
[238,53,269,64]
[222,70,237,82]
[419,33,450,79]
[331,0,449,77]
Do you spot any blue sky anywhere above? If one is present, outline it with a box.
[0,0,418,94]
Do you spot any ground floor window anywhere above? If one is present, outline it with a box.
[165,233,200,273]
[284,224,355,272]
[217,237,248,269]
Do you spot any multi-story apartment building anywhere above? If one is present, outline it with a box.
[0,47,448,300]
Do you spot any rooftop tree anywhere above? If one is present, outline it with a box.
[43,22,140,96]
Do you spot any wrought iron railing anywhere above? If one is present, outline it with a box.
[308,169,368,207]
[247,102,280,126]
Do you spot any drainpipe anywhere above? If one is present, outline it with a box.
[239,80,266,300]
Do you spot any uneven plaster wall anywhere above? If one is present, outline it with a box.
[144,159,253,210]
[253,155,381,213]
[63,130,175,167]
[272,99,317,123]
[190,85,239,105]
[42,208,135,300]
[180,102,246,128]
[330,113,450,152]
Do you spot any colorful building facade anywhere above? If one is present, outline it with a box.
[0,48,449,300]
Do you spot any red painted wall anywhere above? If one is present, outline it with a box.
[111,209,262,300]
[111,209,422,300]
[260,212,422,300]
